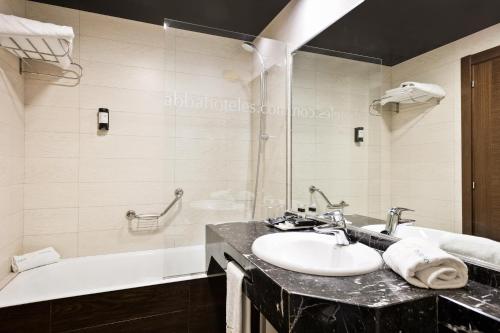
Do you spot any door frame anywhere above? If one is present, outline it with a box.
[461,44,500,234]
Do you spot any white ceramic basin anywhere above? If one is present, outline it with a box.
[251,232,383,276]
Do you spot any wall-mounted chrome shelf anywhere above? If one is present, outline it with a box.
[0,13,82,83]
[126,188,184,231]
[0,36,82,82]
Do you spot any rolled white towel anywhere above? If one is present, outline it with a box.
[383,237,468,289]
[11,247,61,273]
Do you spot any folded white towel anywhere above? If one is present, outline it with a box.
[0,13,74,67]
[383,238,468,289]
[226,261,245,333]
[11,247,61,273]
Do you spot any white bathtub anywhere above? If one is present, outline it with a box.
[0,245,206,308]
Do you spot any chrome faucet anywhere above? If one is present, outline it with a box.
[309,185,349,211]
[313,210,354,246]
[382,207,415,236]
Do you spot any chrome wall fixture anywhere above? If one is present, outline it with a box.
[0,37,83,82]
[309,185,349,211]
[126,188,184,231]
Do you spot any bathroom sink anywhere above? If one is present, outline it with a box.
[251,232,383,276]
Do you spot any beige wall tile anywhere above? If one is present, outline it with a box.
[79,134,172,159]
[0,122,24,157]
[0,212,23,250]
[79,85,165,114]
[0,89,23,128]
[26,132,79,158]
[24,183,78,209]
[79,158,163,183]
[23,233,78,258]
[80,36,164,70]
[78,182,163,207]
[77,229,173,257]
[24,208,78,235]
[80,60,164,91]
[25,79,79,107]
[25,158,78,183]
[25,105,79,133]
[0,157,23,186]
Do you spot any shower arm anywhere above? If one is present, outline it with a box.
[309,185,349,210]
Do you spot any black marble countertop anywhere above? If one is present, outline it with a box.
[206,221,500,332]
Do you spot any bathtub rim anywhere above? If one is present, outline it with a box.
[0,246,208,309]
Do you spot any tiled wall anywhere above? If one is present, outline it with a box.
[291,52,391,218]
[390,23,500,233]
[22,1,285,258]
[0,0,25,282]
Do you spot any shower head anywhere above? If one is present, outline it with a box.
[241,41,265,70]
[241,41,256,53]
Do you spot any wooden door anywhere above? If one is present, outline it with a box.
[468,54,500,241]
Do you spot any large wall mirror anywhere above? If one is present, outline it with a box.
[289,0,500,269]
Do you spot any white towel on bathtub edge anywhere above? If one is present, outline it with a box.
[383,237,468,289]
[226,261,245,333]
[11,247,61,273]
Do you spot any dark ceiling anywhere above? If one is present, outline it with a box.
[309,0,500,65]
[29,0,291,37]
[32,0,500,66]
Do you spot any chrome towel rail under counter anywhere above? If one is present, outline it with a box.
[126,188,184,231]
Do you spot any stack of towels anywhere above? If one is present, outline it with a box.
[383,237,468,289]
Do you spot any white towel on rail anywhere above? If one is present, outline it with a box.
[383,237,468,289]
[11,247,61,273]
[226,261,245,333]
[0,13,74,67]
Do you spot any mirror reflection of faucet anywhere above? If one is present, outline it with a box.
[382,207,416,236]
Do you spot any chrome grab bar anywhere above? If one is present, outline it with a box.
[126,188,184,222]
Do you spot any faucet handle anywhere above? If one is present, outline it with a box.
[393,208,415,225]
[322,209,345,223]
[399,218,416,225]
[390,207,414,215]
